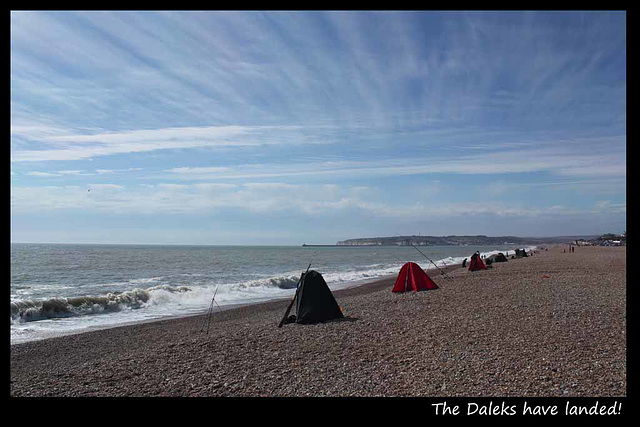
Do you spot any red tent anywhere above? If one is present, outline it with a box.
[392,262,439,293]
[468,253,487,271]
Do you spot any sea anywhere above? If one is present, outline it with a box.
[10,243,535,344]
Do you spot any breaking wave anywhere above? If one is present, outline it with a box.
[11,247,538,326]
[10,285,191,324]
[9,274,304,325]
[232,275,300,290]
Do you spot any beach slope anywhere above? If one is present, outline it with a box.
[10,246,626,397]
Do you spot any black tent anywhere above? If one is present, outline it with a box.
[282,270,343,325]
[296,270,343,324]
[491,252,509,263]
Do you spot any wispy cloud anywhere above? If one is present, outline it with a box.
[162,141,625,181]
[11,181,618,225]
[25,170,93,177]
[10,11,626,242]
[10,124,329,162]
[26,171,60,177]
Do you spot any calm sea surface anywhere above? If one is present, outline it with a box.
[11,243,530,344]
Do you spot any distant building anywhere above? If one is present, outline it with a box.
[588,232,626,246]
[573,240,592,246]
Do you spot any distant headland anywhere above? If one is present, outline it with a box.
[324,234,604,247]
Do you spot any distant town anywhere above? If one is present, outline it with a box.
[572,232,626,247]
[328,233,626,247]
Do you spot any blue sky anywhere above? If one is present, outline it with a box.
[11,11,626,245]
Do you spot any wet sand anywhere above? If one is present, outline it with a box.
[10,246,626,397]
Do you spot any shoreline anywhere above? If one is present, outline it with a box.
[10,246,625,397]
[10,262,465,346]
[10,254,470,346]
[8,272,408,347]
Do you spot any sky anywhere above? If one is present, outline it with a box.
[10,10,626,245]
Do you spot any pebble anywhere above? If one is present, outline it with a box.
[10,246,626,397]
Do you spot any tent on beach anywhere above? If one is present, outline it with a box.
[281,270,343,325]
[392,262,439,293]
[488,252,509,263]
[514,248,528,258]
[468,252,487,271]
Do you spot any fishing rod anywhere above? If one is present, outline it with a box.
[201,283,221,335]
[278,262,311,328]
[410,243,451,279]
[391,231,451,279]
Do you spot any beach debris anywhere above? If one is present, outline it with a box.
[541,274,550,279]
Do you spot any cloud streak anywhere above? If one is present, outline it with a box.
[162,142,625,181]
[10,11,626,242]
[11,124,328,162]
[12,181,615,221]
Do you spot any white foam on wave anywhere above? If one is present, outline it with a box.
[11,246,538,344]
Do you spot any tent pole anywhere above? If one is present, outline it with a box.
[201,283,221,334]
[404,264,409,292]
[278,263,311,328]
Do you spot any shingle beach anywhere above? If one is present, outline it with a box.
[10,246,626,397]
